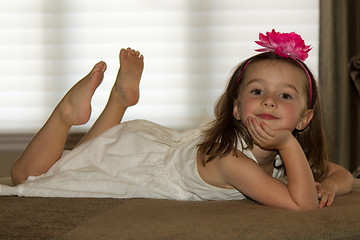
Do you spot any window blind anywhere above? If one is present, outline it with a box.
[0,0,319,133]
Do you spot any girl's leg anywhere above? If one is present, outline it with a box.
[77,48,144,145]
[11,61,106,185]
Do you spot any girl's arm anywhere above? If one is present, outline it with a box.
[219,118,318,211]
[316,162,354,208]
[249,118,318,209]
[218,144,318,211]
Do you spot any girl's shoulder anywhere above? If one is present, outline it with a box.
[216,150,261,182]
[216,150,276,192]
[217,150,258,172]
[197,150,257,190]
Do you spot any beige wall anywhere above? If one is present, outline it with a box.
[0,152,20,178]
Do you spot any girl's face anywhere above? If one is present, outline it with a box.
[234,60,313,132]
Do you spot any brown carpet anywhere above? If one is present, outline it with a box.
[1,179,359,240]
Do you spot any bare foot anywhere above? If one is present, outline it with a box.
[112,48,144,108]
[55,61,107,127]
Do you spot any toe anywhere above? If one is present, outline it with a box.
[94,61,107,72]
[120,49,128,60]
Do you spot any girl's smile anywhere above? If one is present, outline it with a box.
[256,113,279,120]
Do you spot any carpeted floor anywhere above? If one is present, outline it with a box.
[0,179,359,240]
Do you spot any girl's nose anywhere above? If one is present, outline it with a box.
[262,96,276,108]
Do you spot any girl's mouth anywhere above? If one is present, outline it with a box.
[256,113,279,120]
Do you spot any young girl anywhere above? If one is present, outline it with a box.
[9,30,353,210]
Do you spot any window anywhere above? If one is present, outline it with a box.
[0,0,319,134]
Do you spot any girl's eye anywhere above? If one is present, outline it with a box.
[251,89,263,95]
[280,93,292,99]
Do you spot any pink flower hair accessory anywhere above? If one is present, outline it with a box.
[255,29,311,62]
[238,29,313,108]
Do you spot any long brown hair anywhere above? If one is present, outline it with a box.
[197,52,329,181]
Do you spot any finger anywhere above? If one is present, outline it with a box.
[247,118,262,144]
[319,192,329,208]
[247,118,277,150]
[254,119,276,143]
[260,121,275,137]
[326,193,335,207]
[249,117,270,141]
[248,118,261,137]
[247,118,267,145]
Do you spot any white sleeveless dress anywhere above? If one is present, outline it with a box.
[2,120,284,200]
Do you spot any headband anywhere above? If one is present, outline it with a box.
[238,29,313,108]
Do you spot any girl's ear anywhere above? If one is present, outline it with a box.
[296,109,314,131]
[233,100,241,120]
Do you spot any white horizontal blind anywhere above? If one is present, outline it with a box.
[0,0,319,133]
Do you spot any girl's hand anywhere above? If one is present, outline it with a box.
[246,117,293,151]
[315,162,354,208]
[315,181,336,208]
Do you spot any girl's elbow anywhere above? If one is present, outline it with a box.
[289,199,319,211]
[344,176,354,194]
[334,170,354,195]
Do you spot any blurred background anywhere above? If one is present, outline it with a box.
[4,0,359,177]
[0,0,319,134]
